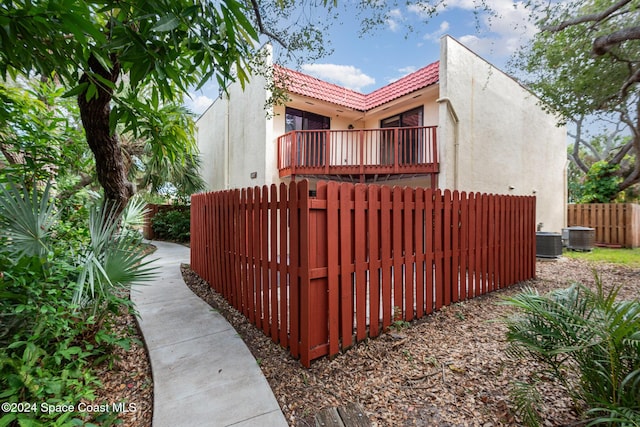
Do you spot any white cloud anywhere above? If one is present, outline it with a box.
[301,63,376,92]
[458,34,498,56]
[420,0,537,59]
[386,9,404,32]
[185,94,214,115]
[423,21,450,41]
[398,66,417,75]
[483,0,538,41]
[386,66,418,84]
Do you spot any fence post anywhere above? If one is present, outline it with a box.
[297,180,313,367]
[289,182,300,359]
[307,182,330,363]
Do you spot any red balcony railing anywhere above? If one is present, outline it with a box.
[277,126,438,182]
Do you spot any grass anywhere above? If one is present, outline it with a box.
[563,247,640,268]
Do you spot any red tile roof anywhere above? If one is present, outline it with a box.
[275,61,439,112]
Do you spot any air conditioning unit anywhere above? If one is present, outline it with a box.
[567,226,595,251]
[536,232,563,258]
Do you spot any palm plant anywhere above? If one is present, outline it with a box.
[74,197,156,317]
[502,276,640,426]
[0,180,155,321]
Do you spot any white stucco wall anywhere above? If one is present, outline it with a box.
[363,87,439,128]
[196,96,229,191]
[438,36,567,232]
[196,72,274,191]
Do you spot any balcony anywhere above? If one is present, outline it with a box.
[277,126,439,183]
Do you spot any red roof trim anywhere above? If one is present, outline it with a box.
[274,61,439,112]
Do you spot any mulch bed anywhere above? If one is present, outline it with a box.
[99,256,639,427]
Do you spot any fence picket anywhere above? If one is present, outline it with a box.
[443,189,452,306]
[434,190,444,310]
[380,186,393,328]
[414,189,425,318]
[451,191,460,302]
[424,188,434,314]
[459,192,468,300]
[261,185,270,336]
[392,187,404,319]
[340,183,354,349]
[368,185,381,337]
[278,183,288,347]
[355,184,368,341]
[475,194,484,296]
[404,187,415,320]
[269,184,279,342]
[325,182,340,355]
[469,192,477,296]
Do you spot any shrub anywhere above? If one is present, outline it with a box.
[579,161,622,203]
[502,276,640,426]
[0,181,155,426]
[151,207,190,242]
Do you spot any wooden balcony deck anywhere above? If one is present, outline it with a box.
[277,126,438,183]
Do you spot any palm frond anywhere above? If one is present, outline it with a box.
[120,195,149,229]
[510,380,543,427]
[0,181,57,259]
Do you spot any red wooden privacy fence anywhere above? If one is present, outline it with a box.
[190,180,536,367]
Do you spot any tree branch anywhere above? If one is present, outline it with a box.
[619,66,640,99]
[569,118,593,173]
[593,25,640,55]
[0,143,25,165]
[618,136,640,190]
[542,0,632,32]
[610,139,635,164]
[249,0,288,48]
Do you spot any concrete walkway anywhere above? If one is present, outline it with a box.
[131,241,288,427]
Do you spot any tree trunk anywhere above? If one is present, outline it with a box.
[77,54,134,216]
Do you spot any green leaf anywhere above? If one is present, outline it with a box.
[60,12,106,44]
[0,413,17,427]
[85,83,97,101]
[152,14,180,32]
[224,0,259,41]
[91,72,116,91]
[91,50,113,72]
[151,88,159,110]
[61,83,88,98]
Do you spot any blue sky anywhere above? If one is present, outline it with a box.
[185,0,537,115]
